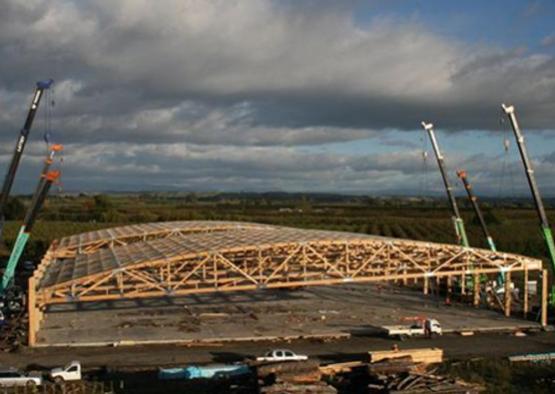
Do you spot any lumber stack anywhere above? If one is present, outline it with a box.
[261,382,337,393]
[258,361,333,393]
[369,348,443,364]
[369,371,483,393]
[257,360,321,379]
[368,356,423,375]
[319,361,365,375]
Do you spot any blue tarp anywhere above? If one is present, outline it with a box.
[158,363,250,380]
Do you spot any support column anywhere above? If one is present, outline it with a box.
[541,269,548,327]
[504,271,512,317]
[423,275,429,295]
[447,275,452,299]
[461,273,466,295]
[473,273,480,307]
[523,267,529,317]
[28,277,37,347]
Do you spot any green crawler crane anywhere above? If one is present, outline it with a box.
[502,104,555,305]
[0,144,62,314]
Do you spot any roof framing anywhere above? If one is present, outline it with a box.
[32,221,542,306]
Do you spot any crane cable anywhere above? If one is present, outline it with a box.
[419,130,430,199]
[497,112,516,202]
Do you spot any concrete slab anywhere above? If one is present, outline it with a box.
[37,283,540,346]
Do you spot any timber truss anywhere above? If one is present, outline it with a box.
[32,221,542,306]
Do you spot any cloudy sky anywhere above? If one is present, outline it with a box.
[1,0,555,196]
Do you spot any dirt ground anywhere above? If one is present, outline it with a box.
[38,283,540,346]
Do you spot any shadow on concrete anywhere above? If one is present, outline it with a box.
[45,289,308,314]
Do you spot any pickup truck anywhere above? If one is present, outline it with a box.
[382,318,442,340]
[50,361,82,382]
[256,349,308,362]
[0,368,42,387]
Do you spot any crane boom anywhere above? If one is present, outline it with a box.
[421,122,469,247]
[0,79,54,240]
[457,170,496,251]
[502,104,555,304]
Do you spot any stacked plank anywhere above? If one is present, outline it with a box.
[257,360,321,381]
[369,371,483,393]
[261,382,337,393]
[319,361,365,375]
[368,356,424,375]
[258,361,337,393]
[369,348,443,364]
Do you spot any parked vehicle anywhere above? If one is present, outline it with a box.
[0,368,42,387]
[256,349,308,362]
[50,361,81,382]
[382,318,442,340]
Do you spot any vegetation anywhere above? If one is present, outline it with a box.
[1,192,554,265]
[441,358,555,393]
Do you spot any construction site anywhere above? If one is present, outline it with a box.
[0,78,553,393]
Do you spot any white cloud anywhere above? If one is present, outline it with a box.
[0,0,554,193]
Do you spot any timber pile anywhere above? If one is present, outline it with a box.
[369,348,443,364]
[261,382,337,393]
[257,360,321,381]
[319,361,365,375]
[368,356,424,375]
[369,370,483,393]
[0,311,27,352]
[0,380,117,393]
[258,361,336,393]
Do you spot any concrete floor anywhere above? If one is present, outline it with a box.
[37,283,540,346]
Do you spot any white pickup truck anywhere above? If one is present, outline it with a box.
[50,361,82,382]
[0,368,42,387]
[382,318,442,340]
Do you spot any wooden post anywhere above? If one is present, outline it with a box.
[523,267,529,317]
[461,273,466,295]
[423,275,429,295]
[541,269,548,327]
[504,271,512,317]
[28,277,37,347]
[473,273,480,307]
[402,267,407,286]
[447,275,452,297]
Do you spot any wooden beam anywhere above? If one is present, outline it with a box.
[27,277,37,347]
[504,271,512,317]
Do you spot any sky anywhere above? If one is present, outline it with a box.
[1,0,555,196]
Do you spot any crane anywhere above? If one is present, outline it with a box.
[457,170,504,286]
[502,104,555,305]
[0,144,62,314]
[421,122,469,247]
[456,170,496,252]
[0,79,54,241]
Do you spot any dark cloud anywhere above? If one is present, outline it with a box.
[0,0,554,193]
